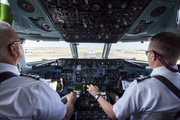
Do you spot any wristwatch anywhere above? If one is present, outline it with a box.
[94,94,101,100]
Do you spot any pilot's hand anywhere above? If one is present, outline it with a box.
[87,84,100,97]
[66,92,77,105]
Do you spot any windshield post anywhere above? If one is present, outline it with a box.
[69,43,78,58]
[102,43,112,59]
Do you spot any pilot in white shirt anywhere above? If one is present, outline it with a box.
[0,20,77,120]
[87,32,180,120]
[0,63,67,120]
[113,66,180,120]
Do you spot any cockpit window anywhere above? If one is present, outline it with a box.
[23,40,71,63]
[23,40,180,64]
[78,43,104,58]
[108,42,149,61]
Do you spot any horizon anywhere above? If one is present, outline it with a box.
[23,40,150,50]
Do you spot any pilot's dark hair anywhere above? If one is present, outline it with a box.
[0,20,19,59]
[148,32,180,65]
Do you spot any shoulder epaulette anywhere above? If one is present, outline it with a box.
[136,75,151,82]
[20,73,41,80]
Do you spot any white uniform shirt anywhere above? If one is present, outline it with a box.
[0,63,66,120]
[113,66,180,120]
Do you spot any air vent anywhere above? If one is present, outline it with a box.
[42,23,52,31]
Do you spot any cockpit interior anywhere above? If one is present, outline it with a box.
[2,0,180,119]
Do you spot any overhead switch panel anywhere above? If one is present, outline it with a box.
[40,0,151,43]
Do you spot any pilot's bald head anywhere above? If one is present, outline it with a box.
[0,20,19,59]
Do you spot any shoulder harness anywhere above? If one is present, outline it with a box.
[0,72,18,84]
[135,75,180,118]
[0,72,41,84]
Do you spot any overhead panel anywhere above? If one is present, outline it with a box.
[40,0,151,43]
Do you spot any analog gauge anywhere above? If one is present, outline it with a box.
[116,60,120,65]
[67,75,72,80]
[77,60,81,65]
[87,61,92,67]
[73,60,77,65]
[100,60,105,65]
[89,74,91,77]
[67,60,72,65]
[72,0,80,8]
[68,81,73,86]
[45,72,53,79]
[114,74,120,80]
[62,60,66,66]
[82,4,89,10]
[83,60,86,65]
[92,4,100,11]
[91,73,94,77]
[112,60,116,65]
[92,61,96,65]
[106,60,111,65]
[60,0,69,7]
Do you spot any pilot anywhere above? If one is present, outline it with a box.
[0,20,77,120]
[87,32,180,120]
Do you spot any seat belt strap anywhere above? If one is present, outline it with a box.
[153,75,180,99]
[0,72,18,83]
[153,75,180,119]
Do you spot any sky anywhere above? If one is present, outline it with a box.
[23,40,150,50]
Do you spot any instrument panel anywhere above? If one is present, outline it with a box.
[31,58,151,94]
[28,58,151,120]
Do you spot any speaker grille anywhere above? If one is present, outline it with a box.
[151,6,167,17]
[17,0,35,13]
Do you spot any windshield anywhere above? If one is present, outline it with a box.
[78,43,104,58]
[108,42,149,61]
[23,40,71,63]
[23,40,180,64]
[23,41,105,63]
[23,40,149,63]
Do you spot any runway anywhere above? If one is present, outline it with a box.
[85,49,98,58]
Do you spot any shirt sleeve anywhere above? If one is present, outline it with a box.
[113,80,150,119]
[32,80,67,120]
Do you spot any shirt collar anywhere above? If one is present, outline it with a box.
[150,66,178,76]
[0,63,20,75]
